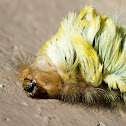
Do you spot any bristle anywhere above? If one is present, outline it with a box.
[49,83,124,109]
[13,50,36,80]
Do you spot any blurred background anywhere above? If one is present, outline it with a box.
[0,0,126,126]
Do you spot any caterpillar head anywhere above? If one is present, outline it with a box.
[23,78,38,96]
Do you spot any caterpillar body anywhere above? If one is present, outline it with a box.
[19,5,126,109]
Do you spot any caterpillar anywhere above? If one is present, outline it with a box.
[18,5,126,109]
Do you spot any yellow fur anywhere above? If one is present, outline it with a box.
[39,5,126,93]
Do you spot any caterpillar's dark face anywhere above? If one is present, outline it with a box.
[23,78,38,96]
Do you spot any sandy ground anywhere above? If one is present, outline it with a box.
[0,0,126,126]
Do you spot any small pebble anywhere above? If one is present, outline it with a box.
[0,84,5,88]
[21,102,28,106]
[98,122,106,126]
[4,118,10,122]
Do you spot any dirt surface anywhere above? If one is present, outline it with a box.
[0,0,126,126]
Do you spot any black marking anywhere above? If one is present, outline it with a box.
[26,84,34,92]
